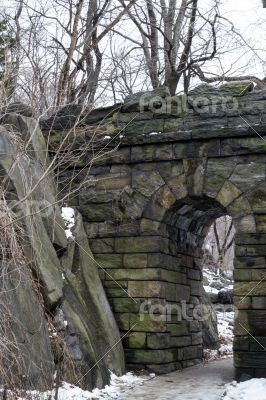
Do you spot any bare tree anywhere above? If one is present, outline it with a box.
[204,216,235,276]
[118,0,266,94]
[3,0,137,113]
[117,0,220,94]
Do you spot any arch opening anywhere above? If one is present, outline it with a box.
[120,195,238,374]
[145,196,236,370]
[202,215,235,362]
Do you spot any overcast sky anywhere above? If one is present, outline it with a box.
[220,0,265,77]
[0,0,265,101]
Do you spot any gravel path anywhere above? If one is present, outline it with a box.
[117,358,234,400]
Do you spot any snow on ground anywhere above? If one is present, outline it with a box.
[0,372,150,400]
[204,285,219,294]
[203,308,234,362]
[203,267,234,362]
[203,268,220,294]
[223,378,266,400]
[61,206,75,238]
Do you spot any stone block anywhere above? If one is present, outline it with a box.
[216,181,242,207]
[115,313,130,330]
[252,297,266,309]
[173,140,220,159]
[249,337,266,351]
[170,336,191,347]
[95,174,130,190]
[128,280,165,298]
[140,218,162,235]
[132,170,164,198]
[104,280,128,288]
[221,136,266,157]
[153,185,177,209]
[229,163,265,192]
[234,282,266,297]
[130,314,167,333]
[99,147,131,164]
[233,296,251,310]
[123,119,165,136]
[234,269,252,281]
[235,245,266,257]
[123,332,146,349]
[104,287,129,298]
[189,321,201,332]
[182,346,202,360]
[206,159,236,179]
[187,269,201,280]
[79,203,114,222]
[107,267,185,283]
[233,215,256,233]
[256,215,266,233]
[110,298,142,313]
[79,189,118,204]
[235,233,266,245]
[190,280,201,296]
[115,236,164,253]
[247,184,266,213]
[123,254,147,268]
[235,310,266,335]
[131,144,173,162]
[203,175,225,198]
[167,322,189,336]
[227,196,252,218]
[233,336,250,351]
[147,333,171,349]
[234,351,266,369]
[234,256,265,269]
[125,349,177,364]
[254,369,266,378]
[251,270,266,281]
[90,238,115,253]
[94,254,123,269]
[192,332,203,345]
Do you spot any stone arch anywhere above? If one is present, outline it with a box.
[45,84,266,379]
[108,161,266,378]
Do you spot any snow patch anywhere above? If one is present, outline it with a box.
[0,372,150,400]
[223,378,266,400]
[149,131,162,135]
[204,285,219,294]
[61,207,75,238]
[204,308,234,361]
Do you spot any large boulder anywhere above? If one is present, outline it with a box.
[58,212,125,389]
[218,288,234,304]
[0,261,54,389]
[0,121,64,308]
[0,114,125,390]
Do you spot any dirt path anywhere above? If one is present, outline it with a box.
[118,358,234,400]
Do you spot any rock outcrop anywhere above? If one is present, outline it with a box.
[0,110,125,390]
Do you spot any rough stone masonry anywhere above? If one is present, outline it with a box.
[42,82,266,380]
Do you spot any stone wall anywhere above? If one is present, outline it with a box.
[43,83,266,379]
